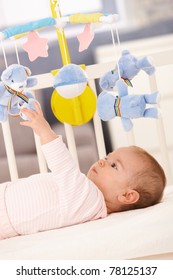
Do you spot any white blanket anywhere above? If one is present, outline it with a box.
[0,185,173,260]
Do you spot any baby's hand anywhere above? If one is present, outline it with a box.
[19,98,38,121]
[20,101,58,144]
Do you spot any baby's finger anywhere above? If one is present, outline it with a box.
[20,120,32,127]
[20,107,36,119]
[33,101,42,114]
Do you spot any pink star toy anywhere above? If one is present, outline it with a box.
[22,31,49,61]
[77,23,95,52]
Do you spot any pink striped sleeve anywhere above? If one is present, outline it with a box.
[41,136,80,177]
[41,137,107,224]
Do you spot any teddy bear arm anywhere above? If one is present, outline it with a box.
[143,92,158,104]
[0,105,8,122]
[23,91,35,99]
[26,77,37,88]
[0,82,6,94]
[121,117,133,132]
[116,79,128,97]
[8,106,20,115]
[143,108,158,119]
[136,56,155,75]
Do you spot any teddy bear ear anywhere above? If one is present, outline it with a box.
[1,68,13,81]
[24,67,31,76]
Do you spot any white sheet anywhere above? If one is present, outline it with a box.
[0,185,173,260]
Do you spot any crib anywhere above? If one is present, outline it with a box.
[0,35,173,260]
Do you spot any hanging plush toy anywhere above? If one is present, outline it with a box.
[53,64,88,98]
[100,50,155,91]
[51,63,97,126]
[97,79,159,132]
[0,64,37,122]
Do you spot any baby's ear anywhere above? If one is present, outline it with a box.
[118,190,139,205]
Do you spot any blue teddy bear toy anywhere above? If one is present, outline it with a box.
[0,64,37,122]
[100,50,155,91]
[97,79,159,131]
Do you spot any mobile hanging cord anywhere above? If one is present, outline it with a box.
[14,39,20,65]
[110,22,132,87]
[1,40,8,68]
[110,21,122,81]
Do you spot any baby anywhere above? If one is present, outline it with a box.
[0,102,166,240]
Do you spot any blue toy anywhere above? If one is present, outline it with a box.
[0,64,37,122]
[97,79,159,131]
[53,64,88,98]
[100,50,155,91]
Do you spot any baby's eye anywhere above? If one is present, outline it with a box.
[111,163,117,169]
[11,80,14,82]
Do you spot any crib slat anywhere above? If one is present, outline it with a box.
[156,117,172,184]
[149,75,172,184]
[33,133,48,173]
[1,121,18,181]
[93,111,107,158]
[28,90,48,173]
[64,123,79,165]
[87,79,106,159]
[126,130,135,146]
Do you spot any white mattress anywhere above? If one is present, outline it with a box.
[0,185,173,260]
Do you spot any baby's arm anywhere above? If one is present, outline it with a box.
[20,102,58,145]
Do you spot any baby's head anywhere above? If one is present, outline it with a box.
[87,146,166,213]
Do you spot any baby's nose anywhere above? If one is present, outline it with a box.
[98,159,105,167]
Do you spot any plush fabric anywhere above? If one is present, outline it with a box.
[0,64,37,121]
[99,49,155,91]
[53,64,88,98]
[97,79,158,131]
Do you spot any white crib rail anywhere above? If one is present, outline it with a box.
[33,133,48,173]
[149,75,172,183]
[1,48,173,184]
[1,120,18,181]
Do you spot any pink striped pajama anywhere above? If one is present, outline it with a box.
[0,137,107,240]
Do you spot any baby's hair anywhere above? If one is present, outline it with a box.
[121,146,166,212]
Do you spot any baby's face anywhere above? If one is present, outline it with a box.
[87,147,144,204]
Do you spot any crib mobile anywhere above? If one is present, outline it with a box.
[0,0,159,130]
